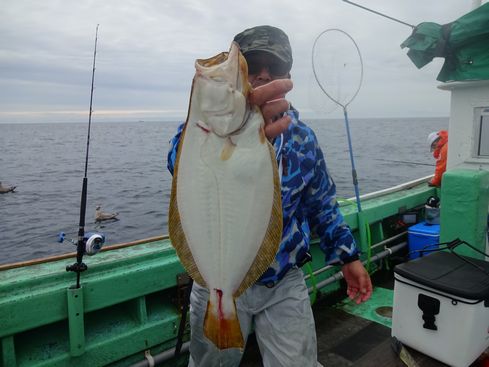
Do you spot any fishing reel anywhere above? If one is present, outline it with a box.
[58,231,106,256]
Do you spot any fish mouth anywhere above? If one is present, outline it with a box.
[194,42,249,96]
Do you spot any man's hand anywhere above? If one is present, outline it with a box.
[249,79,293,140]
[342,260,372,304]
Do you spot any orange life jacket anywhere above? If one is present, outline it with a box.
[430,130,448,186]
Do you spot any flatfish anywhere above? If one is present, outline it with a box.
[168,42,282,349]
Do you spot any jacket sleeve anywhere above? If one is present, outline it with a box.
[167,123,185,176]
[301,132,359,265]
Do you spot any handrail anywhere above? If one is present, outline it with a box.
[344,175,433,204]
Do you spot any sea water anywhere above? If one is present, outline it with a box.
[0,117,447,264]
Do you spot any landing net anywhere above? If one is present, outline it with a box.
[311,29,364,212]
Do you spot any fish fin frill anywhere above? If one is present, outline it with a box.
[234,141,283,297]
[204,299,244,349]
[168,125,207,288]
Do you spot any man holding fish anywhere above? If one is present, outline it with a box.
[168,25,372,367]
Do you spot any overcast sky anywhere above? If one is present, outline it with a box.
[0,0,484,123]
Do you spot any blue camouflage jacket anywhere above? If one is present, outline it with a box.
[167,107,359,286]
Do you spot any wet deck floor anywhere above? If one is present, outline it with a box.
[239,303,451,366]
[239,269,489,367]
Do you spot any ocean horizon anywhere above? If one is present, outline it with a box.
[0,117,447,264]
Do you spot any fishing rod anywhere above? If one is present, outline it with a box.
[342,0,415,29]
[66,24,105,288]
[374,158,435,167]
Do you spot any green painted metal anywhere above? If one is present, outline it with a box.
[0,181,436,366]
[132,297,148,324]
[1,336,16,367]
[440,169,489,259]
[0,241,183,339]
[340,184,437,253]
[368,221,384,247]
[357,212,369,253]
[67,286,85,356]
[336,287,393,328]
[0,240,185,367]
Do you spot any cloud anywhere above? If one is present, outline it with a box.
[0,0,480,122]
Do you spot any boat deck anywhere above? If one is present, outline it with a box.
[240,270,489,367]
[241,306,453,366]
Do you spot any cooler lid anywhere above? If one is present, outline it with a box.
[394,251,489,300]
[407,222,440,236]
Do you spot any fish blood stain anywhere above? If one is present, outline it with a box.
[215,288,224,320]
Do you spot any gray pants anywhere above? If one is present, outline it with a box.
[188,267,318,367]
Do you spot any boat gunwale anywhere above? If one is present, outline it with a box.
[345,174,433,203]
[0,235,168,271]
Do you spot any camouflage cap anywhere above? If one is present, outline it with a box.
[233,25,293,72]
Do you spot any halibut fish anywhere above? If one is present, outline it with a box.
[168,42,282,349]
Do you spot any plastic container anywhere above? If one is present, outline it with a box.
[392,251,489,367]
[424,205,440,225]
[407,221,440,259]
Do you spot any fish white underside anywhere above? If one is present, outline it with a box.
[176,112,274,312]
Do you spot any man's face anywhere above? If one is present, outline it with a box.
[245,52,290,88]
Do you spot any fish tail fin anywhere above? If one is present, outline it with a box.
[203,293,244,349]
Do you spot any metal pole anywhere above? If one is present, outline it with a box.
[305,231,407,279]
[309,242,407,292]
[128,342,190,367]
[343,107,362,212]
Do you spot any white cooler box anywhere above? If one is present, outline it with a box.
[392,251,489,367]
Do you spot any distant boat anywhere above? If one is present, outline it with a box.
[0,182,16,193]
[95,205,119,222]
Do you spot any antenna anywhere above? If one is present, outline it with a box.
[66,24,100,288]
